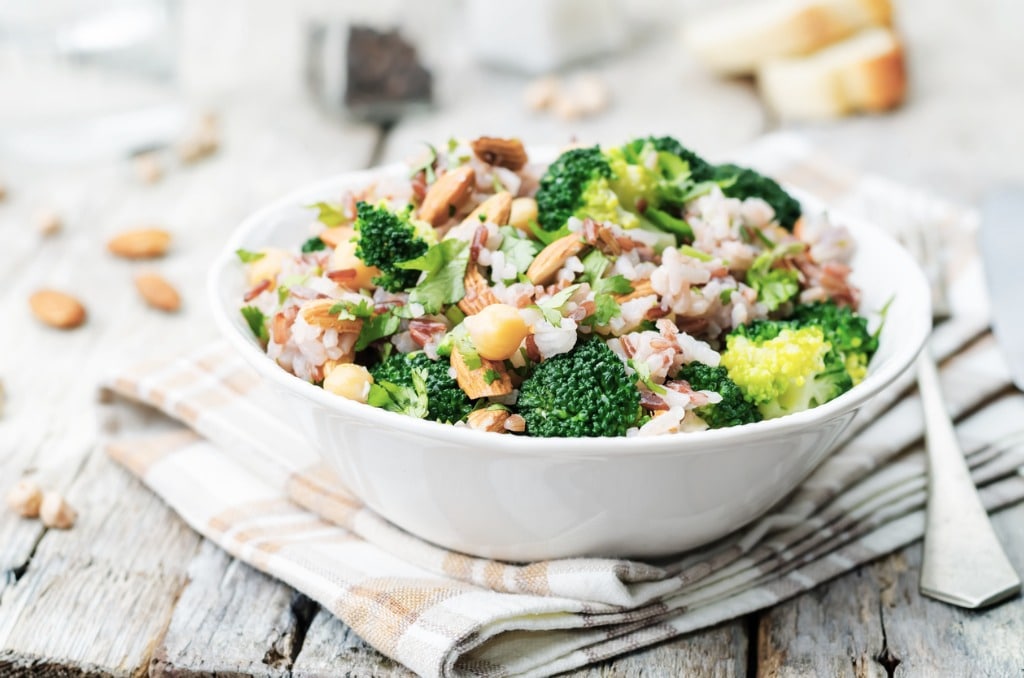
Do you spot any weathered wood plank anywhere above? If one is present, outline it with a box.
[152,542,318,677]
[757,500,1024,678]
[571,621,749,678]
[292,608,413,678]
[0,450,202,676]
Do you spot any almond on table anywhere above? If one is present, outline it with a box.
[29,289,87,329]
[135,272,181,312]
[108,228,172,259]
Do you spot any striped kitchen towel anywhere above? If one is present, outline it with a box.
[100,134,1024,678]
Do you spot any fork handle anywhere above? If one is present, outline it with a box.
[917,351,1021,608]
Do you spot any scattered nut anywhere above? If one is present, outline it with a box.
[526,233,589,285]
[135,272,181,312]
[107,227,171,259]
[470,138,529,171]
[299,298,363,333]
[551,94,583,121]
[467,408,510,433]
[524,76,560,111]
[458,266,501,316]
[178,112,220,164]
[572,72,611,116]
[29,289,87,329]
[417,166,475,226]
[615,278,655,304]
[450,346,513,399]
[134,152,163,184]
[40,491,77,529]
[6,480,42,518]
[34,209,62,237]
[462,192,512,227]
[504,413,526,433]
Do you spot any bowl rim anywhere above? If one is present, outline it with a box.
[207,161,932,457]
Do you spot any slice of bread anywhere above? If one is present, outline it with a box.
[682,0,892,76]
[757,27,906,120]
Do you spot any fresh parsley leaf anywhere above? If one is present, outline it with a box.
[627,358,666,394]
[410,143,438,184]
[240,306,269,342]
[368,370,429,418]
[328,298,375,319]
[278,286,290,305]
[529,220,572,246]
[593,275,633,295]
[497,227,541,277]
[720,288,736,304]
[586,293,621,326]
[746,243,803,311]
[355,310,401,351]
[455,332,483,370]
[301,236,326,253]
[579,249,610,285]
[309,202,346,227]
[446,137,459,153]
[396,239,470,313]
[483,368,501,385]
[236,248,265,263]
[533,284,579,325]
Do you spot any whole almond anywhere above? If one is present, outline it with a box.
[6,479,42,518]
[40,491,77,529]
[417,166,475,226]
[135,272,181,312]
[29,289,87,329]
[107,228,171,259]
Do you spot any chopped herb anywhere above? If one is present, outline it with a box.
[455,331,483,370]
[328,298,375,319]
[396,239,470,313]
[236,248,265,263]
[491,174,505,193]
[533,284,579,325]
[446,137,459,153]
[579,249,610,285]
[753,228,776,249]
[240,306,269,342]
[586,293,621,326]
[355,310,401,351]
[309,202,346,227]
[484,368,501,385]
[445,305,466,326]
[746,242,803,311]
[278,286,290,305]
[628,358,666,394]
[593,275,633,295]
[301,236,326,253]
[368,368,429,418]
[409,143,438,184]
[478,212,487,222]
[497,226,541,277]
[720,288,736,304]
[529,220,571,246]
[679,245,712,262]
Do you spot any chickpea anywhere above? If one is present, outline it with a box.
[329,239,381,290]
[464,304,530,361]
[247,248,287,288]
[509,197,538,233]
[323,363,374,403]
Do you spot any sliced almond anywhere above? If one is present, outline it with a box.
[418,166,475,227]
[450,347,512,399]
[458,266,501,316]
[525,233,588,285]
[299,298,363,333]
[615,278,655,304]
[470,137,528,170]
[319,226,355,249]
[467,408,510,433]
[135,272,181,312]
[107,228,171,259]
[462,192,512,227]
[29,289,86,329]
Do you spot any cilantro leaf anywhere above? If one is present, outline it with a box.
[483,368,501,385]
[593,275,633,295]
[368,369,429,418]
[529,220,572,246]
[355,310,401,351]
[497,227,541,277]
[627,358,666,394]
[309,202,346,227]
[410,143,438,184]
[329,298,375,319]
[240,306,269,342]
[587,293,621,326]
[396,239,470,313]
[533,284,579,325]
[579,249,610,285]
[236,249,265,263]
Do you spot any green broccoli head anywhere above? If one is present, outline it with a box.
[517,338,641,437]
[535,146,638,231]
[353,201,434,292]
[369,351,473,424]
[720,325,850,420]
[640,136,714,182]
[675,362,762,429]
[711,163,802,231]
[791,301,878,385]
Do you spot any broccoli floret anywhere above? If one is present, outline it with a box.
[676,362,762,429]
[720,326,850,420]
[369,351,473,424]
[711,163,802,231]
[535,146,638,231]
[792,302,878,385]
[517,338,641,437]
[353,201,435,292]
[639,136,714,182]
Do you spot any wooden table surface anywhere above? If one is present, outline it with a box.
[2,0,1023,676]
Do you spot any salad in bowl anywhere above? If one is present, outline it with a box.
[234,136,880,438]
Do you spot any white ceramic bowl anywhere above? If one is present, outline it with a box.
[208,159,931,562]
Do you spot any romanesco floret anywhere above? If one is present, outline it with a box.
[517,338,641,437]
[353,201,436,292]
[791,301,878,385]
[369,351,473,424]
[720,326,849,420]
[675,362,762,429]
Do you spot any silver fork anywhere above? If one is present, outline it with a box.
[892,192,1021,608]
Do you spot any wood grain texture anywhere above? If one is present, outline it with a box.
[292,608,414,678]
[572,622,749,678]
